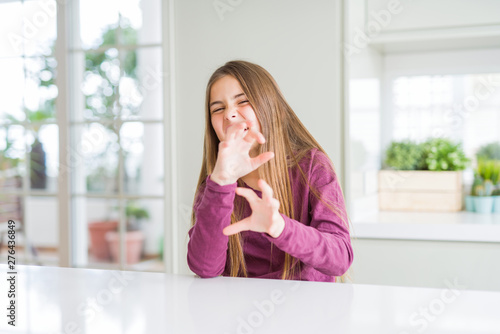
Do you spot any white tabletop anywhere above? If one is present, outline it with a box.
[1,265,499,334]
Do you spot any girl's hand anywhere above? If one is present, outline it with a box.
[211,121,274,185]
[222,179,285,238]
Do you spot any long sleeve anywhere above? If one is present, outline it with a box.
[263,151,353,277]
[187,176,237,278]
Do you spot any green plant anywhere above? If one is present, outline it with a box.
[420,138,469,171]
[125,203,150,231]
[0,140,21,172]
[383,140,423,170]
[477,159,500,184]
[470,174,483,196]
[473,181,495,196]
[476,142,500,161]
[471,159,500,196]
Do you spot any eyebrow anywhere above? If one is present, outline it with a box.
[209,93,246,108]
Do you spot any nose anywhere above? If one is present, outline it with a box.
[224,107,238,120]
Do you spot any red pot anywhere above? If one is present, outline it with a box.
[105,230,145,264]
[88,220,119,260]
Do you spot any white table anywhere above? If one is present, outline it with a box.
[1,265,499,333]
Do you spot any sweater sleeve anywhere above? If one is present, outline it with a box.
[187,175,237,278]
[263,152,354,277]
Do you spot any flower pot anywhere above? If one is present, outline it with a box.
[473,197,494,214]
[105,230,145,264]
[493,196,500,214]
[465,196,475,212]
[88,220,119,260]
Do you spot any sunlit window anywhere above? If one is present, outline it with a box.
[349,73,500,222]
[0,0,165,271]
[69,0,164,270]
[0,0,59,265]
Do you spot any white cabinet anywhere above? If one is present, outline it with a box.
[366,0,500,33]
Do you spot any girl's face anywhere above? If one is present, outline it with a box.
[209,75,261,143]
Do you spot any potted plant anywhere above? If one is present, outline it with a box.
[493,188,500,214]
[467,159,500,214]
[88,200,119,261]
[379,138,469,212]
[105,202,150,264]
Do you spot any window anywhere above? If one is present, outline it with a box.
[0,0,166,271]
[391,74,500,155]
[0,0,59,265]
[69,0,165,270]
[349,65,500,224]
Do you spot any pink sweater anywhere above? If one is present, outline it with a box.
[187,149,353,282]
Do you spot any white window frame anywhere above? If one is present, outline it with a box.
[53,0,178,272]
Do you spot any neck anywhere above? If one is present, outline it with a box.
[241,170,260,190]
[241,146,262,189]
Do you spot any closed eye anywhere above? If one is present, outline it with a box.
[211,107,224,114]
[238,100,249,105]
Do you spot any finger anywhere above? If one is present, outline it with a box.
[258,179,274,201]
[226,122,247,140]
[223,217,252,236]
[235,187,261,203]
[243,128,265,145]
[250,151,275,170]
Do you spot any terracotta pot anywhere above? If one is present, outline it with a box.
[88,221,119,260]
[105,230,145,264]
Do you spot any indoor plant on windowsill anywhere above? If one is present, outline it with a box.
[379,138,470,212]
[88,202,119,261]
[466,159,500,214]
[105,203,150,265]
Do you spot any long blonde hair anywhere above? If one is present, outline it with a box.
[192,60,349,280]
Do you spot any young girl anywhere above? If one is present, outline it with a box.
[187,60,353,282]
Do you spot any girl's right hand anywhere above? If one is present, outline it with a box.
[210,121,274,186]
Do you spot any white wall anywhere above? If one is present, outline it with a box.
[173,0,345,275]
[351,239,500,292]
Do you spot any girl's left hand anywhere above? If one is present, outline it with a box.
[222,179,285,238]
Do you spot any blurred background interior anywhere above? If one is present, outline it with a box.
[0,0,499,291]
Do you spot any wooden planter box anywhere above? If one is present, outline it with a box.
[378,170,463,212]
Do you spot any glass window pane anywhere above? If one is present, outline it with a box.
[23,0,57,57]
[0,125,26,190]
[121,122,163,196]
[72,123,119,194]
[125,198,164,271]
[25,57,57,122]
[0,58,25,123]
[120,0,161,46]
[24,196,59,265]
[78,0,119,49]
[27,124,58,192]
[120,47,163,120]
[0,1,24,58]
[84,197,120,266]
[81,50,120,120]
